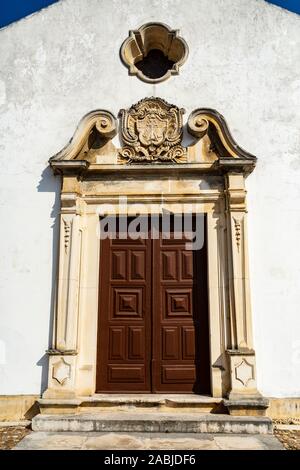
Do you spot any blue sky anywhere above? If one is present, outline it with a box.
[267,0,300,14]
[0,0,58,29]
[0,0,299,29]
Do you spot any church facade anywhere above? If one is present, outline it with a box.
[0,0,299,421]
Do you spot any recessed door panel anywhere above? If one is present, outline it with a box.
[161,251,178,280]
[111,251,127,280]
[182,327,195,360]
[162,366,196,383]
[112,288,143,318]
[130,251,146,280]
[181,251,193,280]
[128,327,144,360]
[164,288,193,318]
[162,326,180,360]
[108,365,145,383]
[108,327,125,360]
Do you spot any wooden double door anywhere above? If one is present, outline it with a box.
[96,216,210,394]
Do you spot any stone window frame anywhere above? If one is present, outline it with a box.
[120,22,189,83]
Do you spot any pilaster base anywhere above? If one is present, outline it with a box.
[42,388,77,400]
[225,349,269,416]
[42,354,77,400]
[223,396,269,416]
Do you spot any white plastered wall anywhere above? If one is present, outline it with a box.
[0,0,299,396]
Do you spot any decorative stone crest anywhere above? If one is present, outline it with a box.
[118,98,187,163]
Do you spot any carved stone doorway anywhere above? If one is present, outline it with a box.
[41,97,269,416]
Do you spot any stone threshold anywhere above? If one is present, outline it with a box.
[38,394,225,415]
[90,393,222,402]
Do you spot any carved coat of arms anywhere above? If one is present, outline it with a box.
[118,98,187,163]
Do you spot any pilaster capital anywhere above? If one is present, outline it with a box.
[225,173,247,212]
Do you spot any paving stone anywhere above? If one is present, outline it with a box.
[84,434,144,450]
[83,433,219,450]
[14,431,87,450]
[14,431,283,450]
[214,435,266,450]
[143,436,219,450]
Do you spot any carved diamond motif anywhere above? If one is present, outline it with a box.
[52,358,71,385]
[235,358,254,387]
[172,296,188,311]
[120,295,136,311]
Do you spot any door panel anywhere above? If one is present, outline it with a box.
[182,327,195,359]
[152,217,210,393]
[130,251,146,280]
[162,326,180,360]
[111,251,127,280]
[128,327,144,359]
[96,215,210,393]
[161,365,196,383]
[96,217,151,392]
[108,327,125,360]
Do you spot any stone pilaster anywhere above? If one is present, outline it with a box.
[43,186,83,398]
[224,174,268,415]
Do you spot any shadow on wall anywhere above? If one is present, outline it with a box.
[36,166,61,395]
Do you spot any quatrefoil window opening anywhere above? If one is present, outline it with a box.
[121,22,189,84]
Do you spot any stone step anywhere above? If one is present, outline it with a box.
[38,394,224,415]
[32,412,273,434]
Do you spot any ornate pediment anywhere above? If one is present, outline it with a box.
[118,98,187,163]
[49,97,257,175]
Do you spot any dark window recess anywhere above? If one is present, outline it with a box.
[135,49,175,80]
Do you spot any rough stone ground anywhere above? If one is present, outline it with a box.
[0,426,31,450]
[274,430,300,451]
[2,426,300,450]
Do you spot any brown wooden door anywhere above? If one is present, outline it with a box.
[152,218,210,393]
[96,216,210,393]
[96,217,152,392]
